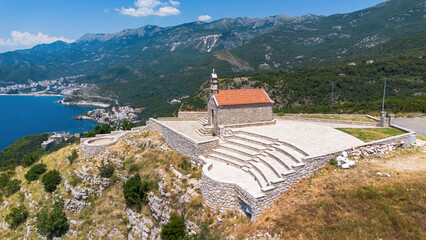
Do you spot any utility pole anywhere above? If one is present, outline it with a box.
[330,81,335,106]
[382,78,387,111]
[380,77,388,127]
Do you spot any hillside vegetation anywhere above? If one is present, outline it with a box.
[181,52,425,114]
[0,133,78,170]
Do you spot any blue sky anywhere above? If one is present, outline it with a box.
[0,0,387,53]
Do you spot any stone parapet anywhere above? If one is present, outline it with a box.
[81,136,119,158]
[178,111,208,121]
[275,115,380,127]
[147,118,219,163]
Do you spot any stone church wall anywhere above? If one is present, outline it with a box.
[217,103,273,126]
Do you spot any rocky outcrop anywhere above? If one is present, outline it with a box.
[64,199,91,213]
[126,208,161,240]
[147,194,172,226]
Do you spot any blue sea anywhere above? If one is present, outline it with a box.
[0,95,99,150]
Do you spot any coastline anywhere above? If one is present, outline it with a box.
[0,93,63,97]
[0,94,109,108]
[59,100,110,108]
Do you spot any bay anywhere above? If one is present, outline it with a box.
[0,95,99,150]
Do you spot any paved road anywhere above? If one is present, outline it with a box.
[394,118,426,136]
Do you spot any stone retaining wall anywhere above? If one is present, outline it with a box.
[80,126,148,158]
[147,118,218,162]
[201,127,416,221]
[81,137,119,158]
[275,115,380,127]
[178,111,207,121]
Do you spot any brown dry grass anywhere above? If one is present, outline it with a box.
[232,147,426,240]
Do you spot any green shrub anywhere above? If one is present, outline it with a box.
[0,173,9,192]
[160,213,186,240]
[21,154,38,167]
[122,174,148,208]
[121,120,136,130]
[36,200,69,238]
[98,161,115,178]
[6,179,21,196]
[83,124,113,138]
[0,133,48,168]
[67,149,78,164]
[24,163,47,181]
[329,158,337,166]
[178,159,191,171]
[42,170,61,192]
[5,205,28,229]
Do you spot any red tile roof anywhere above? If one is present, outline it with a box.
[213,89,274,106]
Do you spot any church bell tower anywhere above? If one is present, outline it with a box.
[210,69,218,95]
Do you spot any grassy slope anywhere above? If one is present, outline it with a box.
[232,147,426,240]
[337,128,406,142]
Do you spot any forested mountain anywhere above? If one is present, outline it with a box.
[180,32,426,114]
[0,15,321,84]
[0,0,425,116]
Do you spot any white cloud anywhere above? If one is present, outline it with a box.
[0,31,74,48]
[169,0,180,6]
[117,0,180,17]
[198,15,212,21]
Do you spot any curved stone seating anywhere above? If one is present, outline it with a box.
[202,129,307,197]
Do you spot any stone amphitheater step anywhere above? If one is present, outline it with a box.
[221,143,260,157]
[196,129,210,136]
[250,160,283,182]
[265,149,306,170]
[206,154,245,168]
[212,148,252,162]
[225,138,269,152]
[272,144,306,163]
[196,126,214,136]
[241,166,269,189]
[230,134,276,147]
[197,116,208,126]
[256,155,295,177]
[234,131,277,143]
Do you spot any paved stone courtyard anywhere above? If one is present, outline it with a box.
[239,119,366,156]
[157,121,215,142]
[159,119,366,155]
